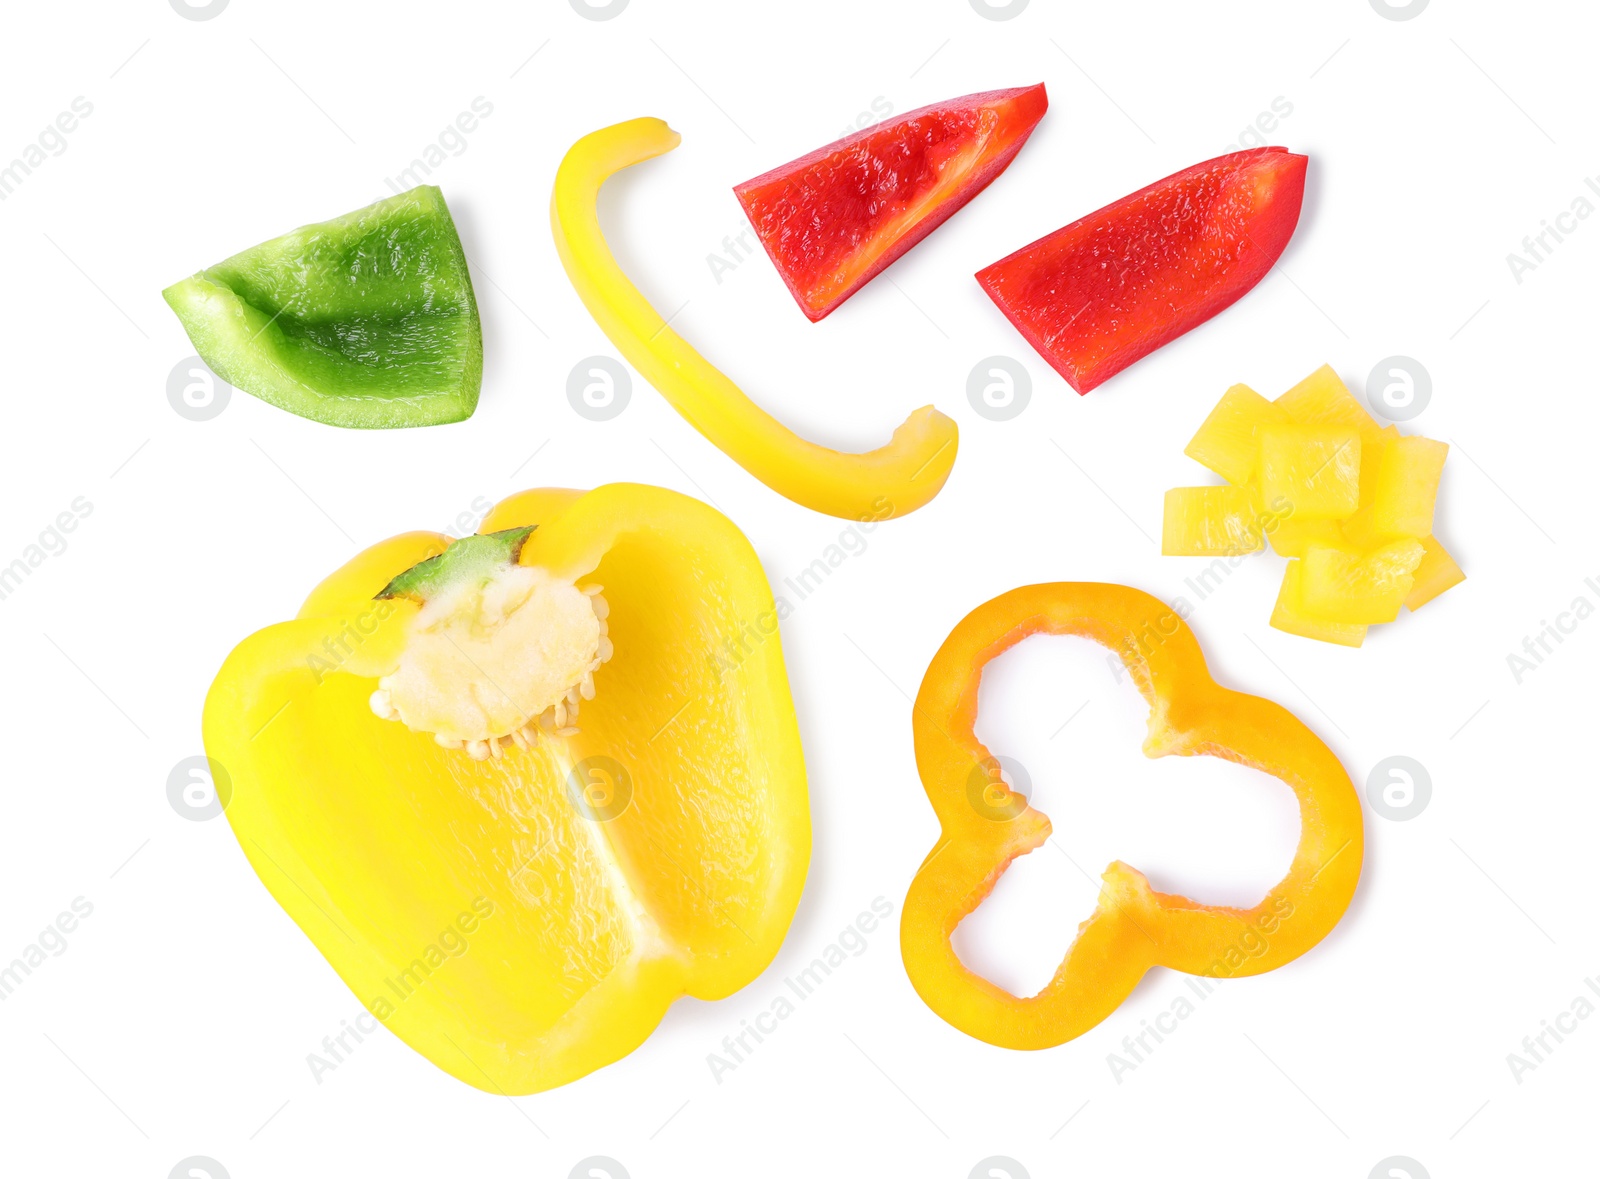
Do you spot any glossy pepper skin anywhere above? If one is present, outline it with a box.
[901,583,1362,1050]
[204,484,810,1093]
[735,84,1048,321]
[552,118,958,521]
[976,148,1307,394]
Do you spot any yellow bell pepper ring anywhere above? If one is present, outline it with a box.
[203,483,811,1093]
[900,583,1362,1050]
[551,117,959,521]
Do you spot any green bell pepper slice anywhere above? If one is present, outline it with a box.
[163,185,482,428]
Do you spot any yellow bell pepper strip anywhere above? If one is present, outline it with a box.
[551,117,958,521]
[900,583,1362,1050]
[203,483,810,1093]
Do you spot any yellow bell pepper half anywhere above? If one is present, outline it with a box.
[204,484,811,1094]
[901,583,1362,1050]
[552,118,959,521]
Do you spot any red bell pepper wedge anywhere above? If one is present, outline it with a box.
[976,147,1308,393]
[735,84,1048,322]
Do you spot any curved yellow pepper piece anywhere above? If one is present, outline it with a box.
[204,484,810,1093]
[551,117,958,520]
[901,583,1362,1049]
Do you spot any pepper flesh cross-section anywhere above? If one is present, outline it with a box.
[203,484,811,1093]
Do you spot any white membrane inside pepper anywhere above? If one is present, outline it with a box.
[379,565,602,744]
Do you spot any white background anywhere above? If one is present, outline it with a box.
[0,1,1593,1175]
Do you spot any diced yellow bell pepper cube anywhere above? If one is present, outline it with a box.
[1183,384,1290,486]
[1270,561,1367,647]
[1166,365,1461,643]
[1339,505,1384,551]
[1404,535,1466,611]
[1275,364,1384,443]
[1342,436,1449,549]
[1369,435,1448,537]
[1300,539,1425,624]
[1267,514,1347,558]
[1258,425,1362,521]
[1357,424,1401,506]
[1162,486,1264,556]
